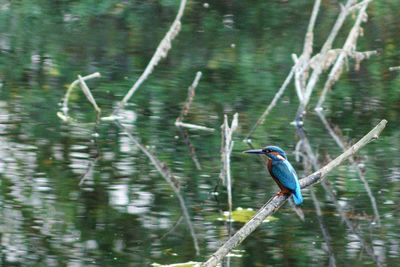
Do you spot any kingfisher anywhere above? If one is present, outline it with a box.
[245,145,303,205]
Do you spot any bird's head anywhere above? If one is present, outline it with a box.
[244,145,287,161]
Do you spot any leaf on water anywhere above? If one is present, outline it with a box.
[206,207,278,223]
[151,261,201,267]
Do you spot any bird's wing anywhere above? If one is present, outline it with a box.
[271,160,299,191]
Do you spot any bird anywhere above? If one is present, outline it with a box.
[244,145,303,205]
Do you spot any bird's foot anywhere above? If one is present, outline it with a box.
[275,190,291,197]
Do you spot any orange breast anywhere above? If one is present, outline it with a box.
[267,159,288,191]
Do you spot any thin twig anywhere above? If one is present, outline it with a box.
[245,0,320,140]
[177,71,203,123]
[115,0,188,112]
[175,121,215,132]
[245,67,295,141]
[220,113,239,238]
[175,71,214,132]
[201,119,387,267]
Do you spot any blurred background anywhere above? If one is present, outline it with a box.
[0,0,399,266]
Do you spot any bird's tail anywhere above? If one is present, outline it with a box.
[292,186,303,205]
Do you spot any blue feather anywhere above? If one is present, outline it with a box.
[271,159,303,204]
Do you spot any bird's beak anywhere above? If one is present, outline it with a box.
[244,149,264,154]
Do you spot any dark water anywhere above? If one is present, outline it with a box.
[1,1,399,266]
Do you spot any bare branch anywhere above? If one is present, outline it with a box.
[174,71,214,132]
[298,0,357,115]
[245,67,295,141]
[220,113,239,238]
[202,119,387,267]
[177,71,203,122]
[315,1,372,110]
[116,0,188,112]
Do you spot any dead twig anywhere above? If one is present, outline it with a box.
[315,1,373,110]
[175,121,215,132]
[220,113,239,238]
[115,0,188,113]
[175,71,215,132]
[296,0,357,119]
[177,71,203,123]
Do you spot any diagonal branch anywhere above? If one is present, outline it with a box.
[202,119,387,267]
[315,0,371,110]
[115,0,187,113]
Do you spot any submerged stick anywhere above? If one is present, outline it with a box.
[202,119,387,267]
[115,120,200,255]
[116,0,187,112]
